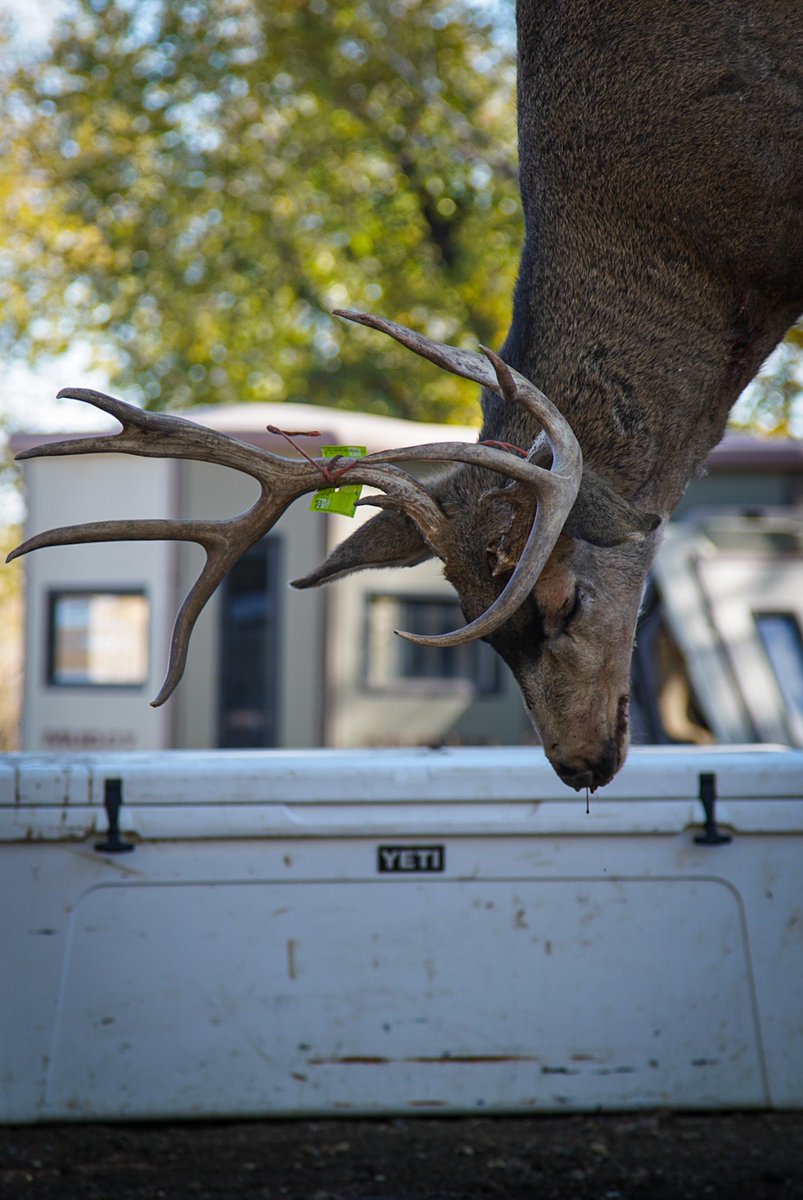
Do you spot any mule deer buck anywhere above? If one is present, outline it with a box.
[9,2,803,790]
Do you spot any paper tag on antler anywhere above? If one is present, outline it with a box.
[310,445,366,517]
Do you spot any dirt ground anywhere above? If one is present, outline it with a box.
[1,1111,802,1200]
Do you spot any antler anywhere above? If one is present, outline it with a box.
[332,311,583,647]
[8,322,577,700]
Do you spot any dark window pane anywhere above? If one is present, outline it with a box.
[218,538,281,747]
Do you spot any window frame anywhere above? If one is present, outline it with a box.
[46,587,151,690]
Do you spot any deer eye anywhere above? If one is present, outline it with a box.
[559,587,583,635]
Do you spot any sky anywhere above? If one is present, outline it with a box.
[0,0,68,59]
[0,0,116,523]
[1,349,115,524]
[0,0,63,43]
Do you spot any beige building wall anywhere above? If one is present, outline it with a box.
[19,454,176,751]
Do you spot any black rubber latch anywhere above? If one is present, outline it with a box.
[694,772,732,846]
[95,777,135,853]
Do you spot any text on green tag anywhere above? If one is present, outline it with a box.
[310,445,367,517]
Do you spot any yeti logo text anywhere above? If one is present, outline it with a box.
[377,845,445,873]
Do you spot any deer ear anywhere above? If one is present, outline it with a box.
[291,508,435,589]
[564,468,661,547]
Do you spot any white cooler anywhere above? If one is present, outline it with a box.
[1,745,801,1122]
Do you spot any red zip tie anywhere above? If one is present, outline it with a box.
[266,425,353,485]
[479,439,530,458]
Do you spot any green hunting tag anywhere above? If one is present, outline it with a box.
[310,445,367,517]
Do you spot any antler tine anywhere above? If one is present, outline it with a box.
[152,532,254,707]
[334,309,501,390]
[478,346,581,479]
[335,312,581,477]
[14,388,186,460]
[396,479,571,648]
[6,518,221,564]
[6,511,283,706]
[362,440,555,486]
[16,387,285,485]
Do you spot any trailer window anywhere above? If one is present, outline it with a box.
[48,590,149,687]
[365,594,501,694]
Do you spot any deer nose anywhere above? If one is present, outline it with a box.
[555,743,621,792]
[555,765,595,791]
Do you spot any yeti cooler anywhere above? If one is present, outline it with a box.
[1,745,801,1121]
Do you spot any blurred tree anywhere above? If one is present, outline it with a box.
[729,319,803,437]
[0,0,521,423]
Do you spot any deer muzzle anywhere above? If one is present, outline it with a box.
[544,693,631,792]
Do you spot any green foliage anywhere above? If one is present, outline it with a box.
[0,0,521,422]
[729,319,803,438]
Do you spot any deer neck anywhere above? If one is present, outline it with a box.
[500,0,803,519]
[489,224,795,518]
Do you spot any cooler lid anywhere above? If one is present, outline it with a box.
[2,745,802,842]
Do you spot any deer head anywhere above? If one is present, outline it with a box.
[293,312,661,791]
[8,310,658,790]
